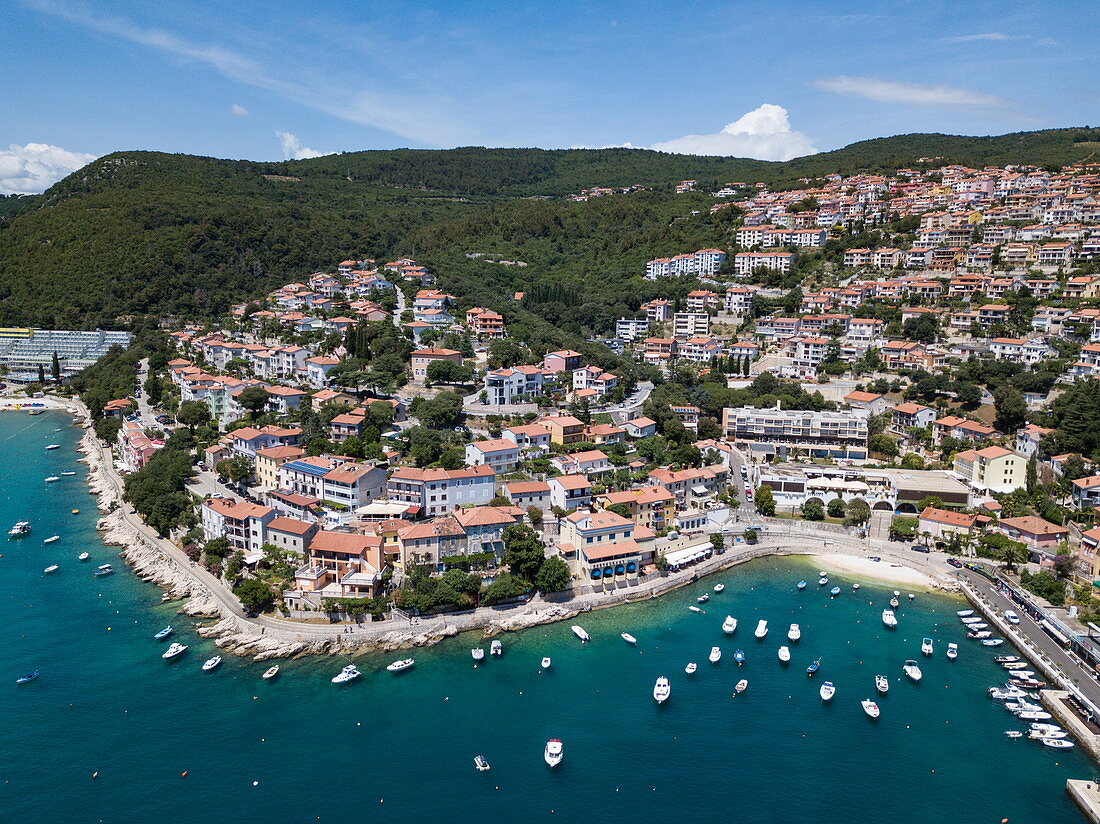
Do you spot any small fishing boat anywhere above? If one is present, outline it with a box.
[471,648,485,661]
[262,665,280,680]
[45,444,60,450]
[960,616,984,624]
[1010,677,1044,689]
[697,593,710,604]
[60,471,77,477]
[967,630,992,639]
[806,658,821,676]
[709,646,722,663]
[778,645,791,663]
[1003,662,1030,670]
[797,580,807,590]
[1004,730,1024,738]
[162,642,188,660]
[544,739,563,768]
[713,583,725,593]
[202,656,222,672]
[829,586,841,597]
[875,675,889,694]
[490,640,503,657]
[996,655,1021,664]
[733,649,745,665]
[921,637,933,656]
[893,590,900,598]
[882,609,897,628]
[93,564,113,577]
[903,659,922,682]
[44,476,60,483]
[965,622,989,631]
[43,535,59,544]
[8,521,31,537]
[621,632,637,645]
[42,564,59,575]
[819,681,835,701]
[754,620,768,639]
[818,576,828,586]
[1031,723,1064,735]
[154,626,173,640]
[15,670,39,685]
[734,679,748,694]
[653,676,671,703]
[331,664,360,684]
[722,615,737,635]
[685,662,697,675]
[571,625,589,643]
[946,642,958,661]
[889,596,900,608]
[77,552,89,561]
[788,623,801,642]
[474,755,491,771]
[982,638,1005,647]
[957,609,975,618]
[853,583,860,591]
[541,657,552,670]
[387,658,415,672]
[862,699,880,719]
[689,605,702,613]
[71,509,79,514]
[1041,738,1074,749]
[907,593,915,601]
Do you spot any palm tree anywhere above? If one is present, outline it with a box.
[1000,543,1027,572]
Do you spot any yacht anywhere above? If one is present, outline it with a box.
[722,615,737,635]
[472,648,485,662]
[946,642,958,661]
[778,645,791,663]
[621,633,637,645]
[829,586,841,598]
[921,638,933,656]
[754,620,768,639]
[819,681,835,701]
[733,649,746,665]
[685,662,697,675]
[875,675,889,694]
[903,659,922,682]
[93,564,113,577]
[653,676,671,703]
[544,739,563,768]
[734,679,748,694]
[697,593,710,604]
[709,646,722,664]
[387,658,415,672]
[154,626,173,640]
[797,581,807,590]
[490,640,503,657]
[1004,610,1021,624]
[788,624,801,642]
[8,521,31,537]
[202,656,222,672]
[262,665,280,680]
[162,642,188,660]
[541,657,552,670]
[861,699,880,719]
[882,609,898,628]
[713,583,725,594]
[331,665,360,684]
[77,552,89,561]
[474,755,491,771]
[42,564,59,575]
[806,658,821,676]
[43,535,59,544]
[571,626,590,643]
[45,444,60,450]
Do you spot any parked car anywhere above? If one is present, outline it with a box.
[867,556,881,562]
[1004,610,1021,624]
[946,557,963,568]
[911,544,930,554]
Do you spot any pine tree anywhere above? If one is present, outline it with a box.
[51,351,61,384]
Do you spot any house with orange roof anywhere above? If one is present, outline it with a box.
[918,507,977,541]
[952,446,1026,493]
[464,438,522,472]
[292,530,385,599]
[997,516,1069,561]
[843,390,889,415]
[501,423,552,453]
[503,480,551,511]
[556,509,645,580]
[410,348,462,381]
[254,445,306,489]
[548,474,592,511]
[385,465,496,517]
[200,497,276,553]
[596,486,675,532]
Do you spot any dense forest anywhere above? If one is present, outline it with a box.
[1,127,1097,329]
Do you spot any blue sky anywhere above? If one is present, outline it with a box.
[1,0,1097,193]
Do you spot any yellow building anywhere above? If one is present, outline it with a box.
[538,414,586,445]
[596,487,676,532]
[254,445,306,489]
[952,446,1026,494]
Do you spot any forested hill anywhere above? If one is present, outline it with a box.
[0,127,1098,328]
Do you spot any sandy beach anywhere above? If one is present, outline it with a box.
[810,553,940,589]
[0,395,79,412]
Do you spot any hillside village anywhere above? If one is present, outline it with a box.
[82,156,1100,621]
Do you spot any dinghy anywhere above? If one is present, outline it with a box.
[819,681,835,701]
[778,645,791,663]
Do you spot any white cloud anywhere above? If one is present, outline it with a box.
[651,104,817,160]
[0,142,98,194]
[275,131,329,160]
[942,32,1015,43]
[231,103,250,117]
[814,75,1008,107]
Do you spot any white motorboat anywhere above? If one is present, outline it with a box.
[8,521,31,537]
[754,620,768,639]
[982,639,1005,647]
[734,679,748,694]
[960,616,984,625]
[77,551,89,561]
[42,564,59,574]
[818,577,828,586]
[697,593,710,604]
[893,590,900,598]
[1004,610,1021,625]
[571,625,589,643]
[490,640,503,657]
[722,615,737,635]
[875,675,889,694]
[861,699,880,719]
[778,645,791,663]
[966,623,989,631]
[957,609,975,617]
[474,755,491,771]
[653,676,671,703]
[45,444,60,450]
[1003,662,1030,670]
[853,583,860,591]
[544,739,563,767]
[621,632,637,645]
[685,662,697,675]
[968,630,992,639]
[688,606,702,613]
[921,637,933,656]
[709,646,722,663]
[44,476,60,483]
[713,583,725,593]
[60,471,76,476]
[331,665,360,684]
[996,655,1021,664]
[882,609,898,628]
[471,648,485,662]
[1017,711,1053,721]
[889,596,899,608]
[989,689,1024,701]
[907,593,915,601]
[43,535,59,544]
[1031,723,1064,735]
[93,563,113,577]
[1041,738,1074,749]
[1005,730,1024,738]
[788,623,801,642]
[946,642,958,660]
[541,657,552,670]
[387,658,415,672]
[202,656,222,671]
[262,665,280,680]
[819,681,835,701]
[162,642,188,660]
[903,659,922,682]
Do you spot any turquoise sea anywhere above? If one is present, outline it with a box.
[0,412,1096,823]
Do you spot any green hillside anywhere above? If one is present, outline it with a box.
[1,127,1097,328]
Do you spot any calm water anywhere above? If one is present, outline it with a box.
[0,412,1095,823]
